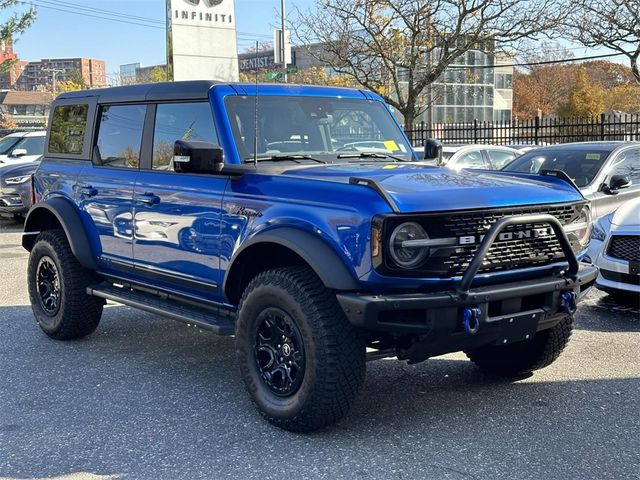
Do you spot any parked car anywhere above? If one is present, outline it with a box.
[0,158,39,218]
[505,143,544,153]
[586,197,639,300]
[502,142,640,220]
[421,144,521,170]
[0,131,46,165]
[23,81,597,432]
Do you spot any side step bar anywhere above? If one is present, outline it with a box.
[87,283,235,335]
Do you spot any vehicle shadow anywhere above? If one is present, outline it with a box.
[574,290,640,332]
[1,304,638,480]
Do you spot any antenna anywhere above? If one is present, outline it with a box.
[253,40,259,168]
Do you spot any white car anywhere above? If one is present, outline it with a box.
[0,131,46,165]
[415,143,521,170]
[587,197,640,297]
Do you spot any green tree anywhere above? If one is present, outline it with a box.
[557,67,605,118]
[149,66,168,83]
[66,68,87,88]
[0,1,36,43]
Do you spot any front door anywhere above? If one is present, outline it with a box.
[590,147,640,218]
[132,102,227,301]
[77,103,147,269]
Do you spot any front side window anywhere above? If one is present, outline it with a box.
[48,104,89,155]
[503,148,614,187]
[152,102,218,170]
[606,148,640,183]
[225,96,413,162]
[95,104,145,168]
[14,136,45,156]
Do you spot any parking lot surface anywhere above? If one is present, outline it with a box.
[0,217,638,480]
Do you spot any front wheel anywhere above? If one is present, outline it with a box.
[235,266,366,432]
[464,315,574,376]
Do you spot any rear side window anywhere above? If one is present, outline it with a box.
[486,149,517,169]
[48,104,89,155]
[95,104,146,168]
[152,102,218,170]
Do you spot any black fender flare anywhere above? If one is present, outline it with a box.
[223,228,361,301]
[22,197,97,270]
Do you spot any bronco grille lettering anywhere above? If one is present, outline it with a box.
[458,227,553,245]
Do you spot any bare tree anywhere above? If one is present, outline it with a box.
[293,0,565,132]
[563,0,640,83]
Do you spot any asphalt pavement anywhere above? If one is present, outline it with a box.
[0,216,638,480]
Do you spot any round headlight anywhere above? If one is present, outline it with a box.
[389,222,429,268]
[564,205,592,249]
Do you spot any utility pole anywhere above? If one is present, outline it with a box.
[281,0,287,83]
[42,67,65,95]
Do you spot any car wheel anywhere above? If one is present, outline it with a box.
[235,266,366,432]
[27,229,104,340]
[464,315,574,376]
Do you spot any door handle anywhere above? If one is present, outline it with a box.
[135,192,160,205]
[76,184,98,197]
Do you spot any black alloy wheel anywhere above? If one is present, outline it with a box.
[254,307,305,396]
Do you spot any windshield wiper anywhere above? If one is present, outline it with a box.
[244,154,327,164]
[336,152,410,162]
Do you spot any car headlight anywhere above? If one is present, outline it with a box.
[389,222,429,268]
[4,174,31,184]
[563,205,592,249]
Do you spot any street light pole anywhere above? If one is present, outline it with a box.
[42,67,65,95]
[281,0,287,83]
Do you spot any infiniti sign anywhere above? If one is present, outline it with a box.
[174,0,232,24]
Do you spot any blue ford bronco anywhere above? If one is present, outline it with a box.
[24,81,598,432]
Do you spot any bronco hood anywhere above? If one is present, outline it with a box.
[283,164,584,213]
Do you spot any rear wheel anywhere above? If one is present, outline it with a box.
[464,315,574,376]
[235,266,366,432]
[27,230,104,340]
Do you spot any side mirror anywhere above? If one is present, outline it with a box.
[609,174,631,191]
[601,174,631,194]
[11,148,27,158]
[424,139,442,162]
[173,140,224,174]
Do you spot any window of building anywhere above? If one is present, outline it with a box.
[95,104,145,168]
[495,73,513,89]
[48,104,89,155]
[152,102,218,170]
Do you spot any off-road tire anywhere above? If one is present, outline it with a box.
[464,315,574,376]
[235,266,366,432]
[27,229,103,340]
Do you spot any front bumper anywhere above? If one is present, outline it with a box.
[337,264,598,334]
[337,213,599,362]
[0,185,29,214]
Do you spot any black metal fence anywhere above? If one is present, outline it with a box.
[405,113,640,146]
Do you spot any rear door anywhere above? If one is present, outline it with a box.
[76,103,146,270]
[132,101,227,301]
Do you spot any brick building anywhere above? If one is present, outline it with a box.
[0,40,106,91]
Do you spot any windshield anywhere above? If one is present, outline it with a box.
[225,96,414,162]
[0,135,21,155]
[502,148,614,187]
[13,135,45,156]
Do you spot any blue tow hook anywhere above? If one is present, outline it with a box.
[462,307,481,334]
[561,291,577,314]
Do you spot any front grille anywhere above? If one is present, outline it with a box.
[381,203,584,278]
[606,235,640,262]
[440,204,580,276]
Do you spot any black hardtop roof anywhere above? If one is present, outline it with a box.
[55,80,220,103]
